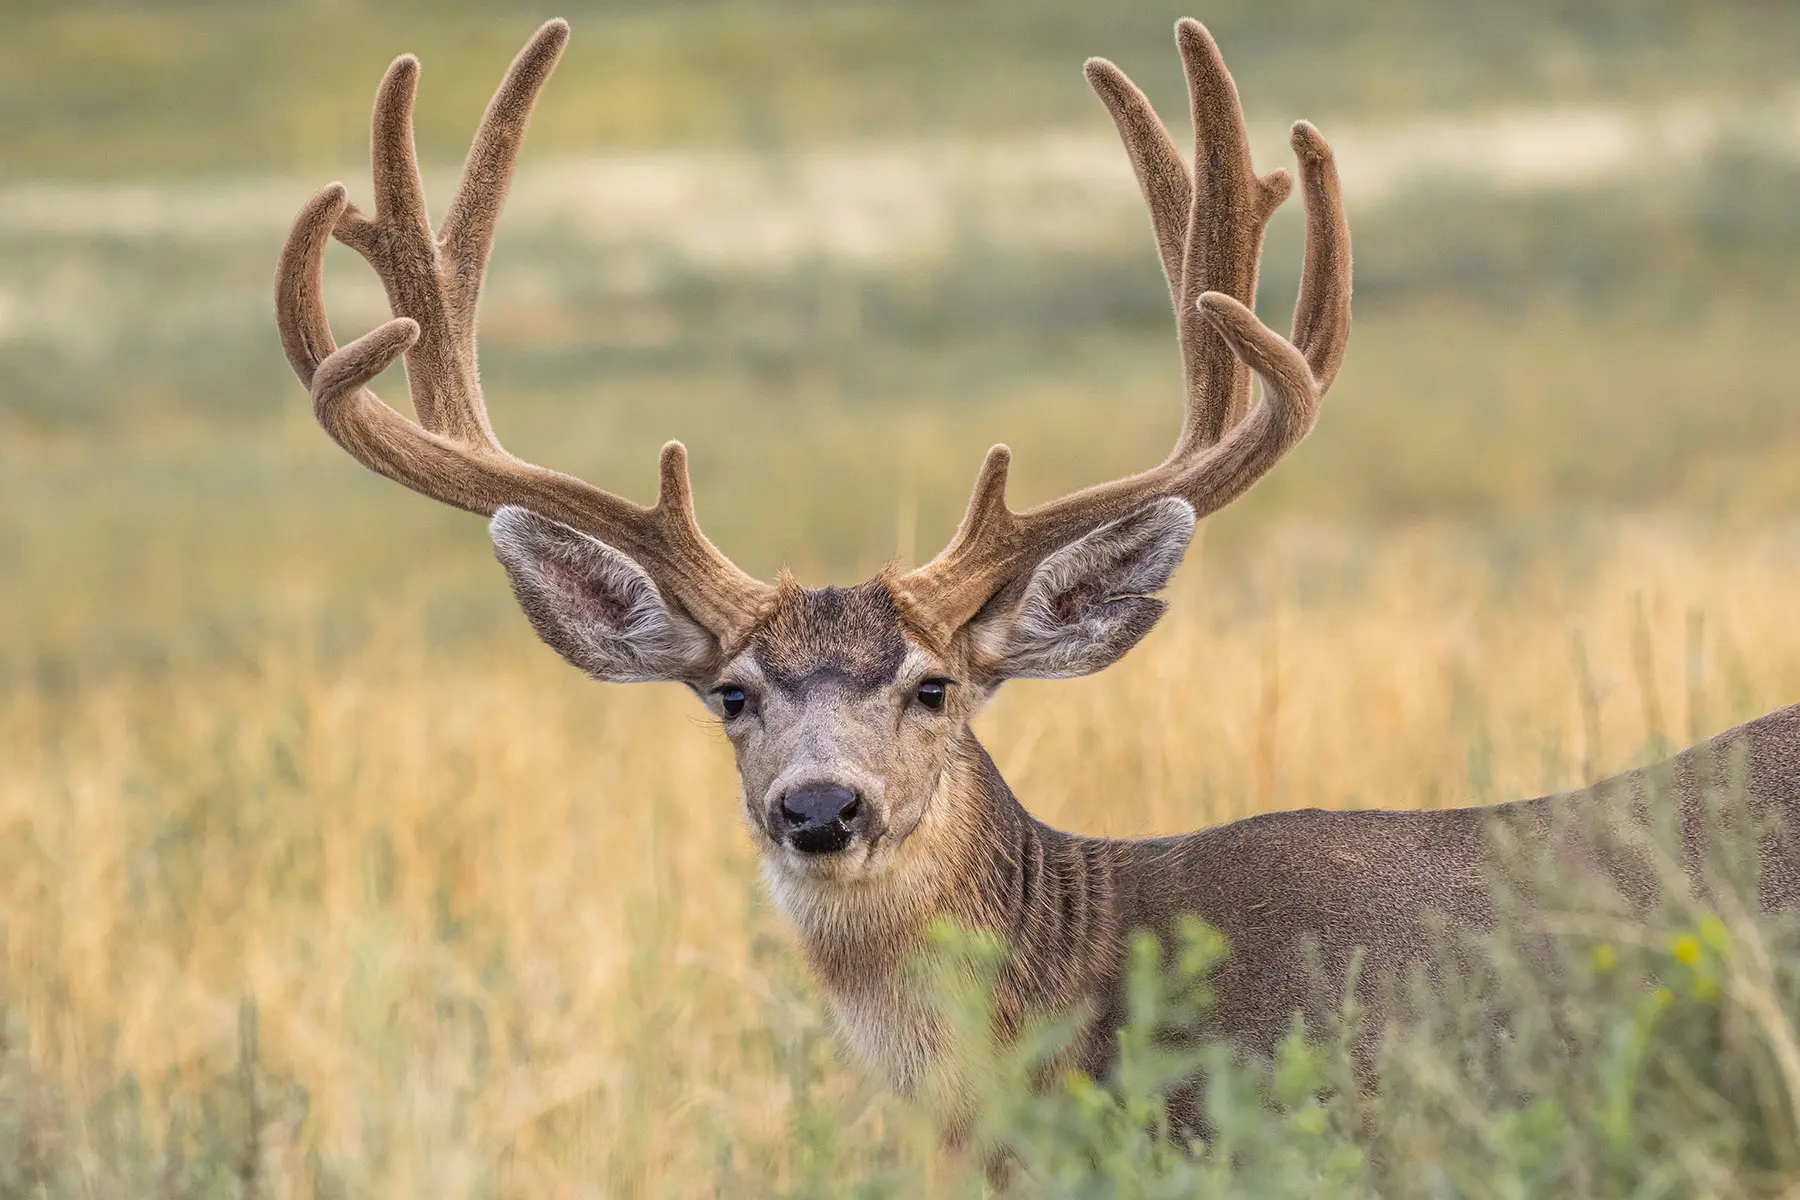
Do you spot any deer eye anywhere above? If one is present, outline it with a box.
[718,686,747,718]
[915,679,952,712]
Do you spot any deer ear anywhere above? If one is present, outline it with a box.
[969,497,1196,682]
[489,506,718,684]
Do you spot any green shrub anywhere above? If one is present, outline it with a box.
[890,783,1800,1197]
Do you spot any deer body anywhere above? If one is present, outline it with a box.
[763,635,1800,1105]
[273,17,1800,1128]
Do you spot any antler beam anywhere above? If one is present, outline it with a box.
[273,20,774,645]
[893,20,1352,648]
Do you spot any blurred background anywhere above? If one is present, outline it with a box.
[3,1,1799,1193]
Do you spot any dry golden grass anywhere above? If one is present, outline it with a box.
[4,4,1798,1190]
[4,516,1798,1194]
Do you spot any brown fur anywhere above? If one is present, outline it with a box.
[753,575,907,692]
[741,587,1800,1132]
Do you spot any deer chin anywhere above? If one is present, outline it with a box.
[760,849,881,941]
[760,833,945,952]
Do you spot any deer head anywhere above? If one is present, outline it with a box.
[274,18,1349,890]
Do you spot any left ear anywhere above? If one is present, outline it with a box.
[968,497,1197,681]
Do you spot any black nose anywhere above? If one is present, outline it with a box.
[778,784,864,855]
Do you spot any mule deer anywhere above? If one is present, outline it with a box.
[275,18,1800,1120]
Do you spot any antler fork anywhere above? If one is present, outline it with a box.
[893,20,1352,647]
[273,20,774,645]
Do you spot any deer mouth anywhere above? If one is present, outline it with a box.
[789,821,856,856]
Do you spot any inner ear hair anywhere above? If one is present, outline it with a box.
[490,505,719,684]
[1027,497,1198,612]
[969,498,1197,682]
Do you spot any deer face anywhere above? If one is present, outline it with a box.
[707,579,961,875]
[277,12,1346,887]
[489,498,1197,878]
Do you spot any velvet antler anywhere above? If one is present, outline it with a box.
[893,20,1351,647]
[273,19,774,645]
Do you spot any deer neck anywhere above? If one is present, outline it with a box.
[763,733,1121,1092]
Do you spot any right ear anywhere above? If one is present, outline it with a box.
[489,505,718,684]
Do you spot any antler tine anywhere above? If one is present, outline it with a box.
[273,22,775,646]
[440,18,570,332]
[894,21,1351,649]
[332,49,484,444]
[328,19,569,449]
[1081,59,1189,320]
[1288,120,1351,391]
[274,182,350,389]
[1171,19,1294,450]
[1085,19,1291,456]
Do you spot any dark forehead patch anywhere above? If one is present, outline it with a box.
[751,579,908,692]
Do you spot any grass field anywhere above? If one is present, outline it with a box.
[5,1,1800,1193]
